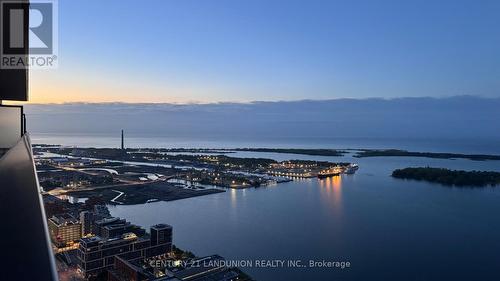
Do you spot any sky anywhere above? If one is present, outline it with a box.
[29,0,500,103]
[26,97,500,153]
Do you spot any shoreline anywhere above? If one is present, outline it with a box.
[34,144,500,161]
[65,182,225,206]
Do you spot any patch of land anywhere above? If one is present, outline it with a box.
[66,181,224,205]
[35,146,358,204]
[392,167,500,187]
[355,149,500,161]
[228,148,346,156]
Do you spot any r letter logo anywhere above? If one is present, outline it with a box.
[1,0,58,69]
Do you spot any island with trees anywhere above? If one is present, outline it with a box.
[391,167,500,187]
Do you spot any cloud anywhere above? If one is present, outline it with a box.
[25,96,500,140]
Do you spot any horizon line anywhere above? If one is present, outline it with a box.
[19,94,494,106]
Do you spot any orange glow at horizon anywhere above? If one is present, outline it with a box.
[27,70,218,104]
[28,82,204,104]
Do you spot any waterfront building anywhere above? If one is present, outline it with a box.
[47,214,82,247]
[151,224,173,246]
[107,256,151,281]
[108,255,240,281]
[93,217,126,237]
[101,220,146,240]
[77,218,172,278]
[168,255,239,281]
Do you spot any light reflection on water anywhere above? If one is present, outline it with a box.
[319,175,343,215]
[36,134,499,281]
[108,151,500,281]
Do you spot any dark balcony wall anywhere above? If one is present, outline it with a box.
[0,135,57,281]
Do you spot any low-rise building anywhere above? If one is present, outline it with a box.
[47,213,82,247]
[77,218,172,278]
[108,255,240,281]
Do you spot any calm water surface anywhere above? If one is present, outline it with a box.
[105,149,500,281]
[31,133,500,154]
[33,134,500,280]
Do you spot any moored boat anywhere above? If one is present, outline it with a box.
[344,164,359,174]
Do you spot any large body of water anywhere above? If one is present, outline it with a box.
[32,133,500,155]
[36,134,500,280]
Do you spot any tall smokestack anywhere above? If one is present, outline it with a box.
[121,130,124,150]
